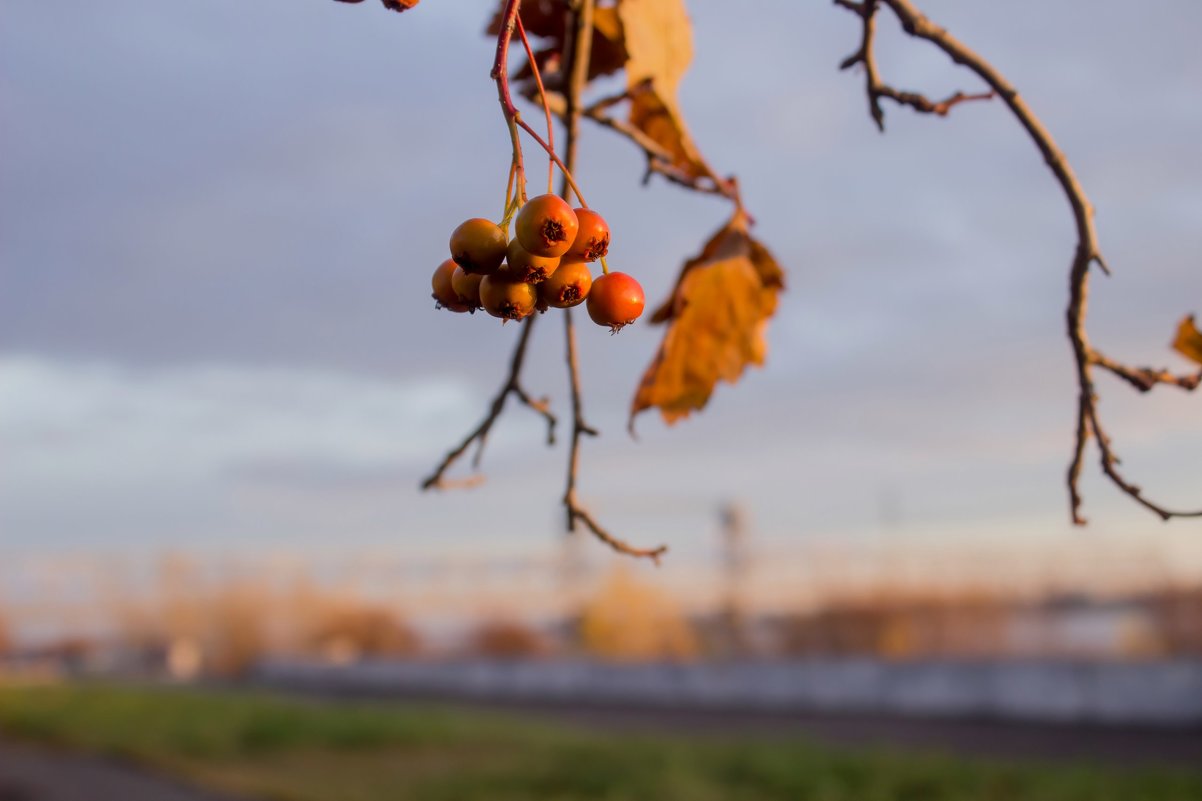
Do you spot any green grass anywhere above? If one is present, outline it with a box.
[1,683,1200,801]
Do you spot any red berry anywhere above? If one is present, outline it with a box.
[501,239,560,284]
[586,272,644,331]
[432,259,470,313]
[451,266,484,309]
[515,194,579,258]
[565,209,610,263]
[539,260,592,309]
[480,274,538,321]
[449,218,507,275]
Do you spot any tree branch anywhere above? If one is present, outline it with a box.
[838,0,1202,522]
[838,0,993,132]
[558,0,667,563]
[421,314,555,491]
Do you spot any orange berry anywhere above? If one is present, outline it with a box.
[586,271,644,331]
[502,239,560,284]
[480,274,538,321]
[566,208,610,262]
[432,259,471,313]
[514,194,578,258]
[449,218,507,275]
[539,260,592,309]
[451,266,484,309]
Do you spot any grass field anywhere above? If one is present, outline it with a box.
[1,684,1200,801]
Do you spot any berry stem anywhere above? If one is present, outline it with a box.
[492,0,528,204]
[502,160,517,223]
[515,15,556,196]
[490,0,588,209]
[516,118,588,208]
[598,255,611,275]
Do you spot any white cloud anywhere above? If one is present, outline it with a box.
[0,356,496,547]
[0,355,476,476]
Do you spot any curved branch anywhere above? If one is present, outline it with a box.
[838,0,1202,522]
[838,0,993,131]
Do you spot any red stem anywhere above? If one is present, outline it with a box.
[515,16,556,195]
[491,0,522,116]
[491,0,588,208]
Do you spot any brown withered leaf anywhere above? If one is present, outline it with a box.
[1173,315,1202,365]
[617,0,707,179]
[632,213,784,426]
[332,0,420,11]
[487,1,626,92]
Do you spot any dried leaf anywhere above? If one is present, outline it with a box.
[618,0,692,93]
[1173,315,1202,365]
[489,1,626,91]
[617,0,707,179]
[632,213,784,426]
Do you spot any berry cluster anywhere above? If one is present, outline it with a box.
[431,194,645,331]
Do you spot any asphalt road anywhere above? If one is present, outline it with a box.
[0,741,244,801]
[261,681,1202,770]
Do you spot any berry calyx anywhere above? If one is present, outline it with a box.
[480,274,538,321]
[539,260,592,309]
[566,208,610,263]
[586,271,644,332]
[449,218,507,275]
[432,259,471,313]
[502,239,560,284]
[515,194,579,258]
[451,265,484,310]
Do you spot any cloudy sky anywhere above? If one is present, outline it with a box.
[2,1,1200,585]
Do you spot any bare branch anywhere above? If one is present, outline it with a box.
[1089,352,1202,393]
[421,315,555,491]
[562,307,666,562]
[837,0,992,131]
[557,0,666,562]
[840,0,1202,522]
[1087,403,1202,521]
[571,502,668,563]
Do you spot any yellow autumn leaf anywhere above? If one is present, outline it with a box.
[631,214,784,426]
[618,0,692,92]
[1173,314,1202,365]
[617,0,709,179]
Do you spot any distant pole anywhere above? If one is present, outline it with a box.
[557,528,589,650]
[720,501,749,656]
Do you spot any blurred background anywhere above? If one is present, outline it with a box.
[2,1,1202,799]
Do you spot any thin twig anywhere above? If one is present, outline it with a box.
[515,15,556,195]
[516,117,589,207]
[581,85,743,208]
[838,0,993,131]
[1088,352,1202,393]
[838,0,1202,522]
[581,105,735,198]
[563,307,667,562]
[421,315,555,490]
[492,0,528,203]
[558,0,667,562]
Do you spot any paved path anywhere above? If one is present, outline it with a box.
[0,741,245,801]
[264,681,1202,770]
